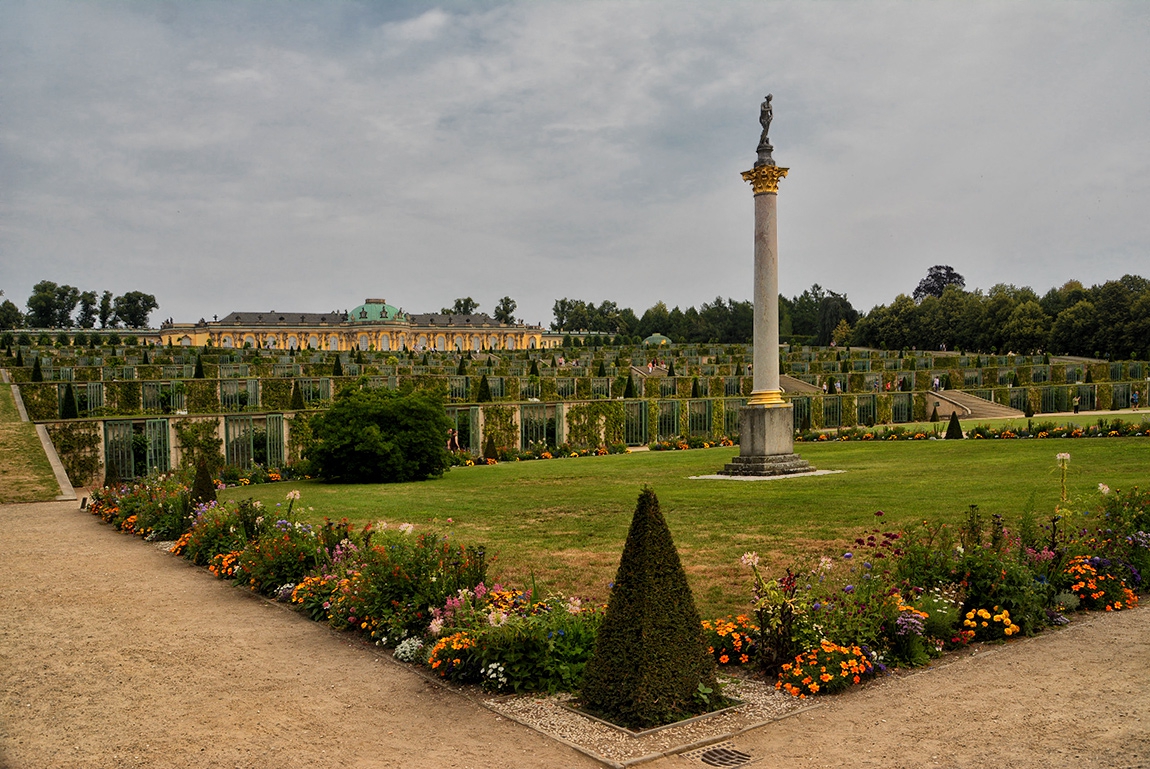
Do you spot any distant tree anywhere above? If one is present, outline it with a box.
[77,291,98,329]
[331,354,343,377]
[442,297,480,315]
[31,355,43,381]
[832,319,853,347]
[194,355,205,379]
[0,299,22,330]
[98,291,116,329]
[112,291,158,329]
[493,296,517,324]
[290,381,305,411]
[914,265,966,302]
[26,281,66,328]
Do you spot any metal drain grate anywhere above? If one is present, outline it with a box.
[680,741,755,767]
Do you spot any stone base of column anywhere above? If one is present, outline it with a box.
[719,403,813,476]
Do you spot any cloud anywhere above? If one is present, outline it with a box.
[1,1,1147,327]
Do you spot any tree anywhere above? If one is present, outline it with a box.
[0,299,21,330]
[194,355,205,379]
[477,374,492,402]
[290,381,305,411]
[77,291,98,329]
[580,488,719,729]
[112,291,158,329]
[913,265,965,302]
[493,296,517,324]
[99,291,116,329]
[31,355,43,381]
[26,281,66,328]
[307,388,451,483]
[331,354,344,377]
[442,297,479,315]
[945,411,964,439]
[832,319,853,347]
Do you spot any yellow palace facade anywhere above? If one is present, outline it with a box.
[158,298,559,352]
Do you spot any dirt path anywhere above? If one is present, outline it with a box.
[2,499,1149,769]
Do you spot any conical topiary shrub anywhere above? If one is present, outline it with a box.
[194,355,205,379]
[483,434,498,461]
[477,374,492,402]
[580,487,720,730]
[31,355,43,381]
[945,411,964,439]
[332,354,343,377]
[929,404,939,422]
[191,461,217,505]
[290,380,305,411]
[597,360,607,377]
[624,373,636,398]
[529,359,540,377]
[60,382,79,419]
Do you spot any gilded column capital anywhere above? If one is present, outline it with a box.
[741,165,789,195]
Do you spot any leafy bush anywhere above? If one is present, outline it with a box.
[307,386,451,483]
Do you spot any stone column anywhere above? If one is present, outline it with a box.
[742,165,788,405]
[719,99,812,476]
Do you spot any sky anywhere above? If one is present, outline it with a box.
[2,1,1148,329]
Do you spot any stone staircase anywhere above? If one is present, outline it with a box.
[932,390,1024,420]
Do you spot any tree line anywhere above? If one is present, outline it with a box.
[549,267,1150,359]
[0,281,159,331]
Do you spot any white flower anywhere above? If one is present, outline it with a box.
[1099,483,1111,495]
[1056,452,1071,466]
[252,500,262,509]
[487,610,508,627]
[286,489,301,502]
[740,552,760,569]
[565,596,582,615]
[428,618,444,636]
[399,523,414,535]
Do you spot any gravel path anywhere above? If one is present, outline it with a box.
[2,498,1148,768]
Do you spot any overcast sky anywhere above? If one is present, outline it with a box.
[2,1,1148,328]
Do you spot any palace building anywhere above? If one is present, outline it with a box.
[158,298,558,352]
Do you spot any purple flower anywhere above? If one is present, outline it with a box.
[843,552,853,560]
[812,602,822,611]
[843,585,855,594]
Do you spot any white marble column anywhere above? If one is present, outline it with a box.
[741,164,788,406]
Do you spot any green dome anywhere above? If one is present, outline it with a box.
[349,298,403,323]
[642,333,672,346]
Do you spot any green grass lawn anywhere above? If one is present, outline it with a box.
[221,437,1148,616]
[0,383,60,504]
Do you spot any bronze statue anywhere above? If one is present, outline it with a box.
[755,93,775,166]
[759,94,773,141]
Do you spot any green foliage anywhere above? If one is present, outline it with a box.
[477,374,492,402]
[185,380,219,413]
[565,401,625,448]
[30,356,43,382]
[308,387,451,483]
[194,355,205,379]
[46,422,101,486]
[174,418,223,472]
[332,354,343,377]
[480,405,517,451]
[580,488,720,729]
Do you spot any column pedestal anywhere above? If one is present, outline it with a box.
[720,403,812,476]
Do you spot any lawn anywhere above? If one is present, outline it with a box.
[0,384,60,504]
[221,437,1148,616]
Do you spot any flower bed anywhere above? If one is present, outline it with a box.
[85,453,1147,701]
[797,417,1150,443]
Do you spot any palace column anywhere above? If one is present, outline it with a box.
[721,95,812,476]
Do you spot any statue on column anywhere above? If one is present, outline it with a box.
[756,93,775,166]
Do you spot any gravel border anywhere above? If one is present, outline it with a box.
[482,674,816,767]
